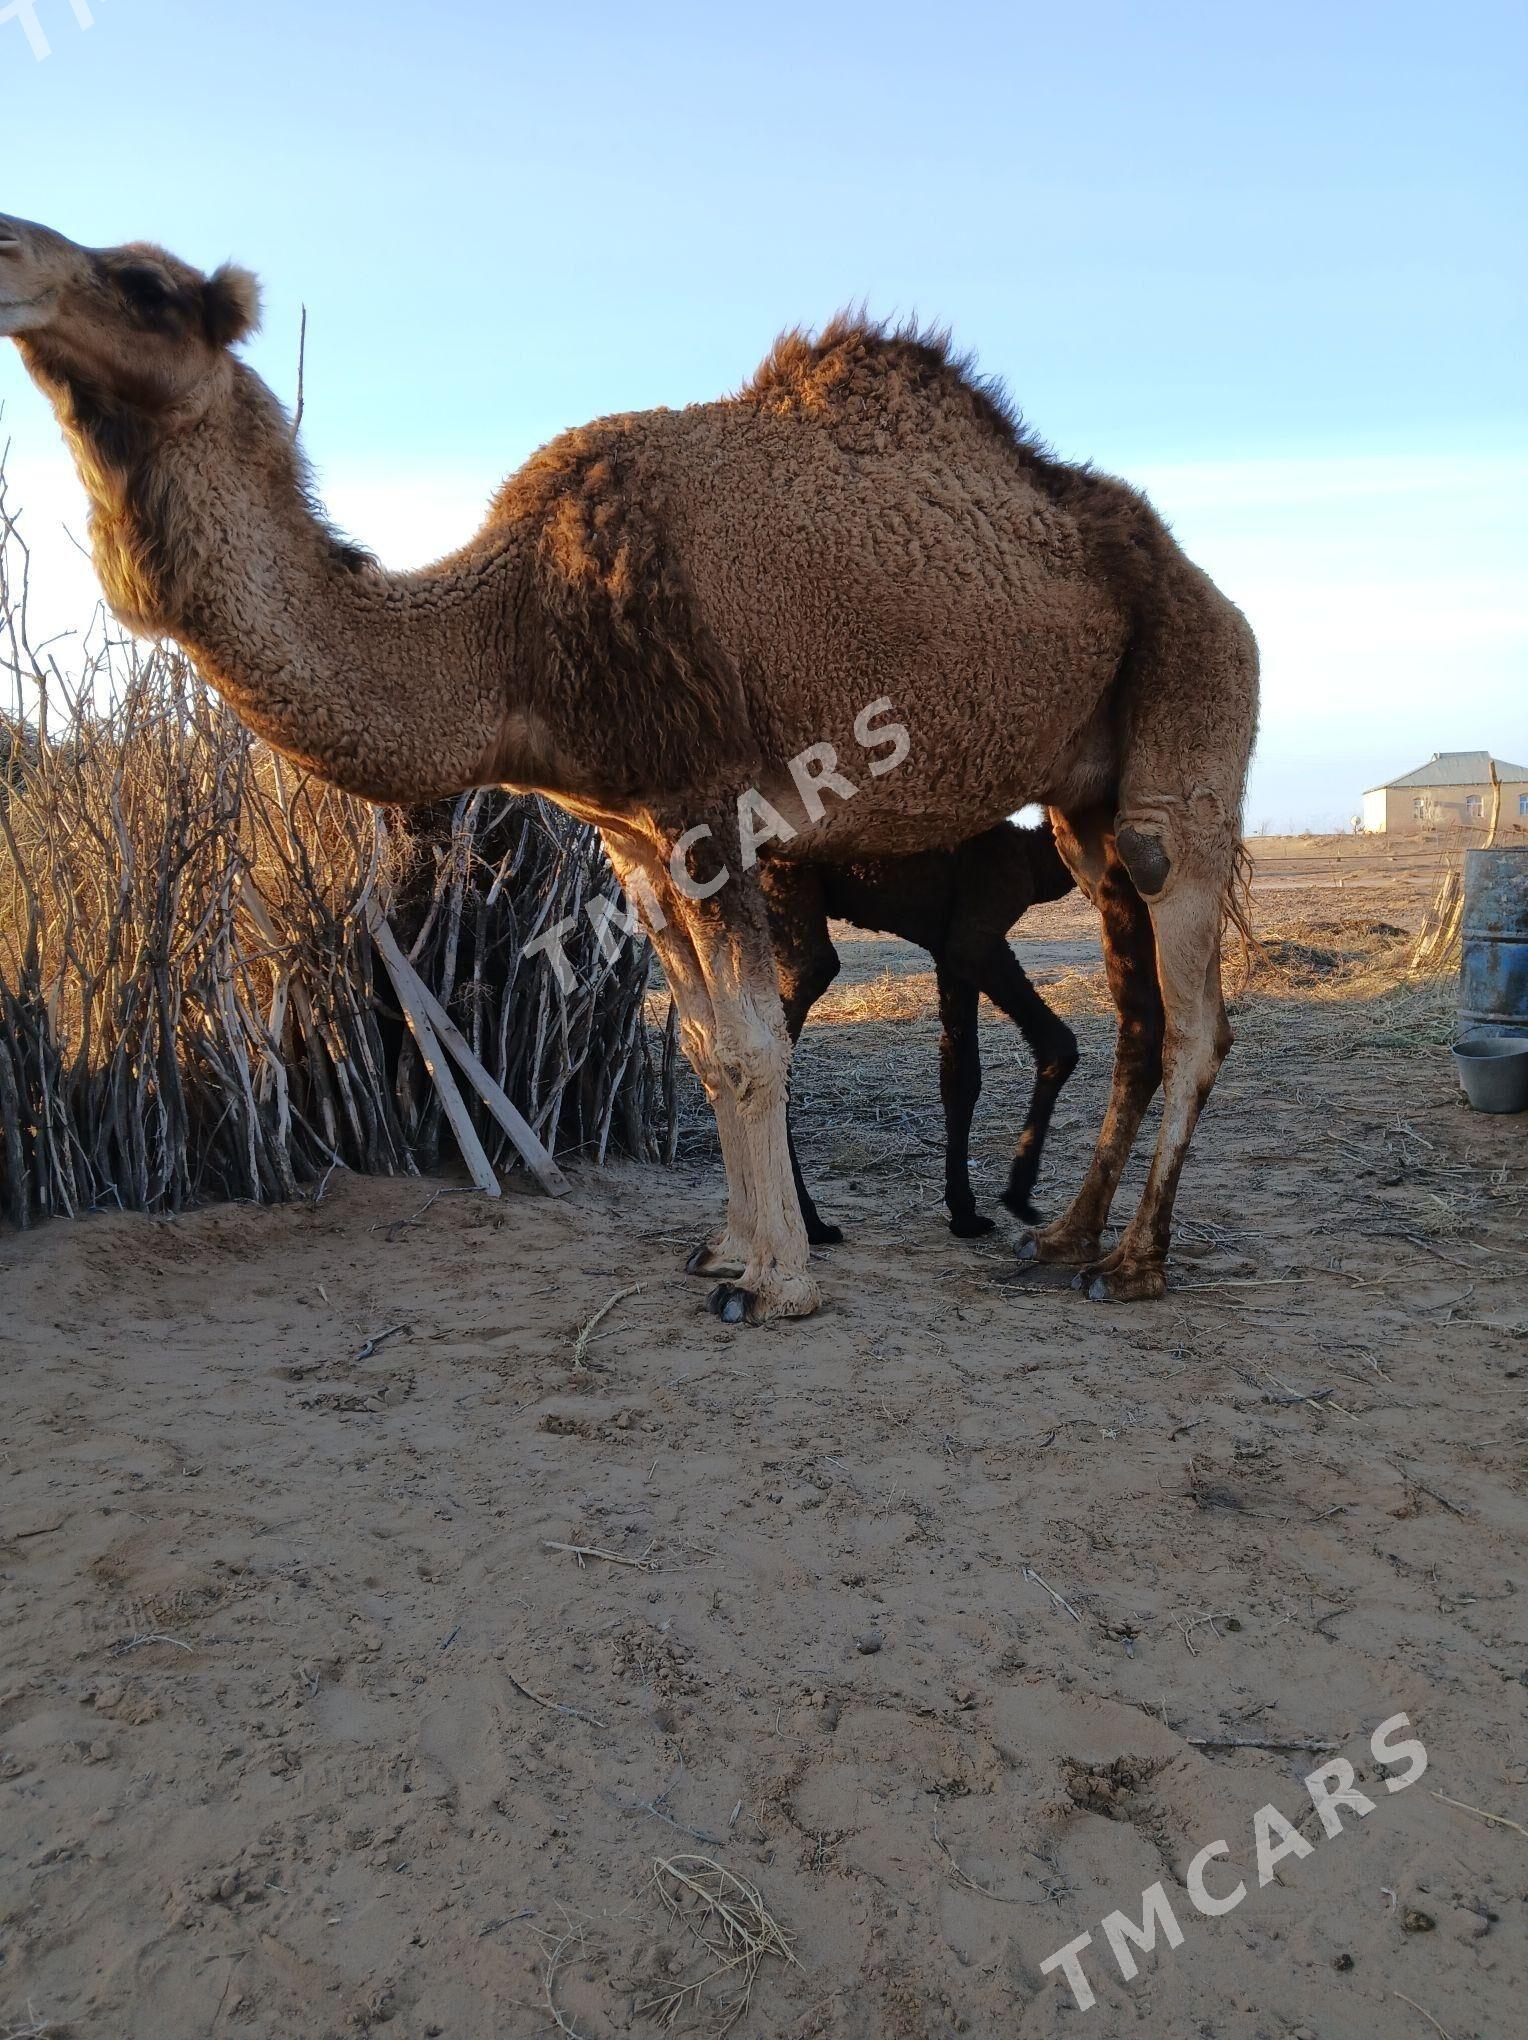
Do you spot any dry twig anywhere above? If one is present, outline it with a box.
[932,1819,1022,1903]
[573,1283,642,1368]
[542,1540,656,1571]
[1023,1566,1082,1622]
[504,1667,606,1729]
[1391,1992,1455,2040]
[638,1854,796,2033]
[1430,1790,1528,1841]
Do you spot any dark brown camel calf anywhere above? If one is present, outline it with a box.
[760,822,1079,1244]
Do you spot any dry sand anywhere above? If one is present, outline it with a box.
[2,861,1525,2039]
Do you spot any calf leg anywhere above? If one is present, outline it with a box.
[767,863,845,1247]
[936,966,993,1237]
[957,941,1080,1224]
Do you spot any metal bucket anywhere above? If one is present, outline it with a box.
[1451,1037,1528,1114]
[1460,845,1528,1041]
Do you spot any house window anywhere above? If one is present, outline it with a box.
[1520,794,1528,818]
[1413,798,1427,820]
[1465,795,1483,819]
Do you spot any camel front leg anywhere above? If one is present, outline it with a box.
[662,920,759,1282]
[600,833,754,1279]
[602,829,817,1320]
[683,871,820,1325]
[685,889,816,1330]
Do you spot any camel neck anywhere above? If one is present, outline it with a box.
[70,368,529,805]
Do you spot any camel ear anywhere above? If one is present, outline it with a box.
[202,263,262,348]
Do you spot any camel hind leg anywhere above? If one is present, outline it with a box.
[1081,859,1233,1300]
[1079,587,1255,1299]
[1022,810,1164,1266]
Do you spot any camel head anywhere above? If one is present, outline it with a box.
[0,213,261,421]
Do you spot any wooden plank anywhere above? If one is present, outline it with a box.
[366,904,570,1199]
[369,921,500,1200]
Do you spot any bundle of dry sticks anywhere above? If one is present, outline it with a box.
[0,491,676,1230]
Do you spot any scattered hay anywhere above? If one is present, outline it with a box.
[1232,971,1455,1059]
[638,1854,796,2032]
[1250,936,1342,982]
[1290,916,1409,944]
[816,966,938,1027]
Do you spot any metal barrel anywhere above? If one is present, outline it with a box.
[1461,845,1528,1039]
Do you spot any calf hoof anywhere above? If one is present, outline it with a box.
[686,1240,746,1279]
[806,1220,846,1248]
[949,1212,997,1239]
[1000,1187,1043,1225]
[707,1283,754,1324]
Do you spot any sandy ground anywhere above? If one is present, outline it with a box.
[2,866,1526,2040]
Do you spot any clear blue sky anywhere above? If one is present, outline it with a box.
[4,0,1525,825]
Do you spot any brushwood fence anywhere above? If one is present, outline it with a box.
[0,504,676,1229]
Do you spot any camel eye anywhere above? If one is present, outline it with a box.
[116,265,176,321]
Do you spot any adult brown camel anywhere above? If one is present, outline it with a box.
[763,821,1079,1243]
[0,215,1259,1323]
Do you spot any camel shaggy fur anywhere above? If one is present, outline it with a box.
[0,214,1259,1322]
[763,822,1078,1242]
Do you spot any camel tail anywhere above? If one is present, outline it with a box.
[1222,838,1261,987]
[1224,839,1254,942]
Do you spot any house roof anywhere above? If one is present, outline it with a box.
[1366,750,1528,794]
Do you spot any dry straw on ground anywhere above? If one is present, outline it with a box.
[639,1855,797,2033]
[0,465,674,1227]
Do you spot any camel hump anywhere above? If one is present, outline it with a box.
[739,312,1042,459]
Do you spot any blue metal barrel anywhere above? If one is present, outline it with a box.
[1461,846,1528,1039]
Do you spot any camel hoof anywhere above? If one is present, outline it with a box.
[1000,1188,1043,1225]
[1080,1262,1167,1304]
[709,1269,821,1323]
[949,1212,997,1239]
[806,1221,845,1248]
[686,1241,744,1279]
[1021,1225,1100,1268]
[707,1283,753,1325]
